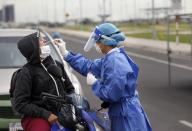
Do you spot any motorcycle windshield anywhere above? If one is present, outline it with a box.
[68,94,90,111]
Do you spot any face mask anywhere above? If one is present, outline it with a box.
[95,44,102,53]
[40,45,51,59]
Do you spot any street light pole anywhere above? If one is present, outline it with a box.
[103,0,106,22]
[54,0,57,25]
[134,0,137,28]
[46,0,49,24]
[109,0,112,19]
[63,0,66,23]
[166,15,172,88]
[151,0,157,39]
[79,0,83,30]
[190,18,192,60]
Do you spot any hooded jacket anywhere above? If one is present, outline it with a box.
[14,32,74,120]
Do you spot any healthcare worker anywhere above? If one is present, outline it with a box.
[55,23,152,131]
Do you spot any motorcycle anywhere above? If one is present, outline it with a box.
[41,92,111,131]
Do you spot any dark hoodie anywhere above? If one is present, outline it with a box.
[14,32,75,120]
[17,32,41,65]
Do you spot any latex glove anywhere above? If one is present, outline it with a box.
[87,72,97,85]
[101,101,110,109]
[54,38,69,57]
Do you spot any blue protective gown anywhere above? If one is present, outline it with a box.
[64,47,152,131]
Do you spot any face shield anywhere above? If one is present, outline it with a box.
[84,27,119,52]
[84,27,102,52]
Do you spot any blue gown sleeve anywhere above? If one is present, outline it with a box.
[64,52,102,77]
[92,57,136,102]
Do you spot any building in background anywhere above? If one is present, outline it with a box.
[0,0,66,24]
[4,5,14,22]
[0,0,191,24]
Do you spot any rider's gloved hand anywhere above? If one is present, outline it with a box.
[87,72,97,85]
[101,101,110,109]
[54,38,69,57]
[48,113,58,124]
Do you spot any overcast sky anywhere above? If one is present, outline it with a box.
[0,0,192,23]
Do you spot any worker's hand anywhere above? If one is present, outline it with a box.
[48,113,58,124]
[87,72,97,85]
[101,101,110,109]
[54,38,69,57]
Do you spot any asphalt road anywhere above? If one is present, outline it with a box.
[63,34,192,131]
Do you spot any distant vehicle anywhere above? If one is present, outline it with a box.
[80,18,94,25]
[0,28,82,130]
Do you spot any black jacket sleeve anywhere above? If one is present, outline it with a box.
[56,61,75,94]
[13,67,51,120]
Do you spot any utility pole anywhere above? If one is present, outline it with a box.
[63,0,66,23]
[109,0,112,20]
[190,18,192,60]
[79,0,83,30]
[175,15,180,45]
[46,0,49,24]
[103,0,106,22]
[151,0,157,39]
[103,0,106,17]
[134,0,137,28]
[98,0,109,23]
[166,15,172,88]
[54,0,57,25]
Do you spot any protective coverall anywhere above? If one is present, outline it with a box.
[64,47,152,131]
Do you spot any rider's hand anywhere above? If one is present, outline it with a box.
[54,38,69,57]
[48,113,58,124]
[87,72,97,85]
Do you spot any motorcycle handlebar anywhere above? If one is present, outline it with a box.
[41,92,67,104]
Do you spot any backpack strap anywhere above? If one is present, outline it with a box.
[9,68,22,98]
[9,64,35,117]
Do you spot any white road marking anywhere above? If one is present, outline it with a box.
[179,120,192,128]
[128,52,192,71]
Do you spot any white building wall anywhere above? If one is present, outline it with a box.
[182,0,192,14]
[0,0,65,24]
[0,0,191,23]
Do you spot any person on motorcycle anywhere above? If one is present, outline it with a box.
[14,31,75,131]
[55,23,152,131]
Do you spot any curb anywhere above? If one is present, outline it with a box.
[46,28,192,56]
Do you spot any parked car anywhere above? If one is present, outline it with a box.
[0,28,82,130]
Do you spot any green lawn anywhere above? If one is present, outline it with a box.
[62,22,192,44]
[128,32,192,44]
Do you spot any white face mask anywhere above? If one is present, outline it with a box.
[40,45,51,59]
[95,44,102,53]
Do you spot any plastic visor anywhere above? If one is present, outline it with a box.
[84,27,102,52]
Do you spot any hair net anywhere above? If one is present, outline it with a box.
[84,23,126,52]
[97,23,126,46]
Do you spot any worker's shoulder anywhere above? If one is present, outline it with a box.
[107,51,125,59]
[105,51,126,64]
